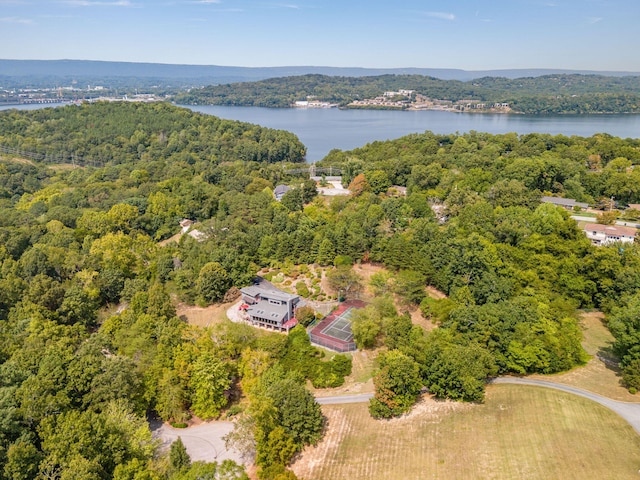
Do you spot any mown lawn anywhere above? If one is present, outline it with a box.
[293,385,640,480]
[531,311,640,402]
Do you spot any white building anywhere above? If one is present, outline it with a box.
[584,224,637,246]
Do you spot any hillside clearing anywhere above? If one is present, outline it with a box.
[293,385,640,480]
[531,311,639,402]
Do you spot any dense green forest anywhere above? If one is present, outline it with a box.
[175,73,640,114]
[1,102,640,478]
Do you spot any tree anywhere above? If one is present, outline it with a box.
[316,239,336,266]
[369,271,392,296]
[4,437,43,480]
[294,306,316,327]
[169,437,191,473]
[264,376,323,447]
[280,188,304,212]
[301,179,318,203]
[156,369,189,423]
[347,174,370,196]
[190,351,232,419]
[58,284,98,327]
[596,210,618,225]
[393,270,426,305]
[425,342,498,402]
[351,309,382,349]
[369,350,422,418]
[196,262,232,305]
[366,170,391,194]
[325,266,362,300]
[173,460,249,480]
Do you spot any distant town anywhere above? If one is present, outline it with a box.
[293,89,511,112]
[0,84,169,106]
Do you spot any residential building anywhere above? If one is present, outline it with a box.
[541,196,589,211]
[240,285,304,332]
[274,185,291,201]
[584,224,637,246]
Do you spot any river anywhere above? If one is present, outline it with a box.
[3,102,640,162]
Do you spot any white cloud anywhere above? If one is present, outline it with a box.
[423,11,455,21]
[587,16,603,24]
[63,0,133,6]
[0,16,33,24]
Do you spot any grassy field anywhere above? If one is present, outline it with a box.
[175,301,234,328]
[293,385,640,480]
[531,311,639,402]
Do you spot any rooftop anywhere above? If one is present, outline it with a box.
[584,224,637,237]
[541,196,589,208]
[240,285,299,302]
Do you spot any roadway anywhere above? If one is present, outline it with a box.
[316,379,640,435]
[153,378,640,464]
[571,215,640,228]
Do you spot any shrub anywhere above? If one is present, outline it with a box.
[310,355,353,388]
[263,271,276,281]
[295,305,316,326]
[295,281,310,298]
[226,405,243,417]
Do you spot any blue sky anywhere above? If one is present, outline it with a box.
[1,0,639,71]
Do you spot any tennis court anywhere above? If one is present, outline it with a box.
[309,300,366,352]
[320,308,355,342]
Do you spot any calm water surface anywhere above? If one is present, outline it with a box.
[3,102,639,163]
[187,105,640,162]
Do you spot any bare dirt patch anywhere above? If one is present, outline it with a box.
[158,232,182,247]
[0,156,35,166]
[426,285,447,299]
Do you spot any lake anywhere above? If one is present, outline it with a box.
[187,106,640,162]
[3,102,640,163]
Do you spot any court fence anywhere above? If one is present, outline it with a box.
[309,332,356,352]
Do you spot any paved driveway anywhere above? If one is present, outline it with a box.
[317,380,640,435]
[152,421,245,464]
[151,380,640,464]
[490,377,640,435]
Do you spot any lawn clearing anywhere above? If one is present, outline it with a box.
[293,385,640,480]
[176,301,235,328]
[311,349,376,398]
[531,311,639,402]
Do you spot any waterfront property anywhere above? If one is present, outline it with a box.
[240,284,304,332]
[584,224,637,246]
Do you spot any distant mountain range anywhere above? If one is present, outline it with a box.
[2,59,640,85]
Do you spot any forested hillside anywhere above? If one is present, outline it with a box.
[176,73,640,114]
[1,102,640,478]
[0,102,306,166]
